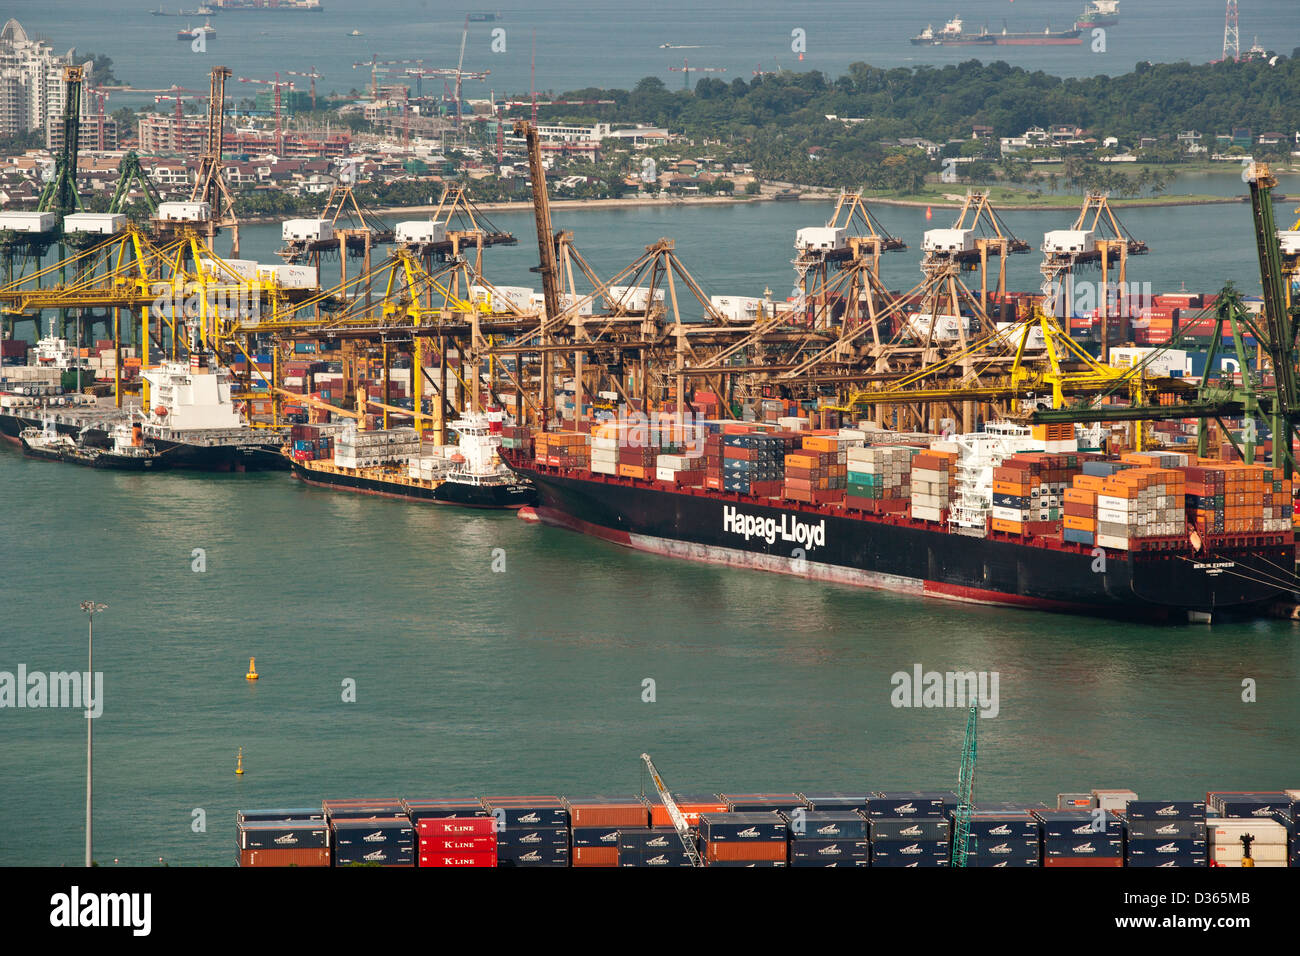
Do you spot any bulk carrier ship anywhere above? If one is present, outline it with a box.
[504,421,1293,622]
[912,17,1083,46]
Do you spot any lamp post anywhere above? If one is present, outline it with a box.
[79,601,106,867]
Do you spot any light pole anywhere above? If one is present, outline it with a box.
[79,601,106,868]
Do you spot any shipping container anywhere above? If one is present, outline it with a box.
[238,847,331,867]
[868,817,951,842]
[698,812,788,842]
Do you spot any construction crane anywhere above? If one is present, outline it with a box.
[668,58,726,90]
[952,702,978,868]
[516,119,560,429]
[454,14,470,127]
[37,66,85,217]
[286,67,321,110]
[639,753,703,867]
[237,73,294,155]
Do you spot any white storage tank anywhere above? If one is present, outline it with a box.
[0,211,59,233]
[156,201,211,222]
[63,212,126,235]
[1042,229,1096,254]
[281,218,334,242]
[921,228,975,253]
[794,226,848,252]
[395,221,448,244]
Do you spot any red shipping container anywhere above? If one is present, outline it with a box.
[417,817,497,837]
[419,835,497,852]
[418,852,497,868]
[573,846,620,867]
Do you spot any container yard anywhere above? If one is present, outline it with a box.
[235,786,1300,868]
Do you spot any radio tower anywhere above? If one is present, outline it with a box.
[1222,0,1239,62]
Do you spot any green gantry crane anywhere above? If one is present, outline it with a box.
[952,702,978,868]
[37,65,85,217]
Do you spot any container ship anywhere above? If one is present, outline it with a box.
[210,0,321,9]
[1075,0,1119,30]
[503,417,1294,622]
[235,787,1299,868]
[912,17,1082,46]
[0,354,287,471]
[289,408,535,508]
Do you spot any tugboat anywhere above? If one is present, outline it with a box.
[177,19,216,41]
[434,408,535,508]
[19,418,167,471]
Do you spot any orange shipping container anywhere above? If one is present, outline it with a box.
[572,846,619,867]
[703,840,788,862]
[991,518,1024,534]
[618,464,647,479]
[1063,515,1096,532]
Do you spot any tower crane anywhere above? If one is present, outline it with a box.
[237,73,294,155]
[668,58,726,90]
[286,67,321,110]
[639,753,703,867]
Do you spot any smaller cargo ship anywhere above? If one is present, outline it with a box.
[1075,0,1119,30]
[290,408,535,508]
[912,16,1082,46]
[19,419,167,470]
[177,20,216,41]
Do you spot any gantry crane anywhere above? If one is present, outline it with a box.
[639,753,703,867]
[37,65,85,219]
[185,66,239,255]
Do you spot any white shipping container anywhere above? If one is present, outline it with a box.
[608,285,666,310]
[1095,533,1131,550]
[63,212,126,235]
[257,264,318,290]
[156,201,211,222]
[0,211,58,233]
[921,228,974,253]
[591,461,618,475]
[1211,843,1287,863]
[794,226,848,252]
[657,454,693,470]
[395,221,448,244]
[281,218,334,242]
[1042,229,1096,254]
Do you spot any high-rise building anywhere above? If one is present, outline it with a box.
[0,18,94,141]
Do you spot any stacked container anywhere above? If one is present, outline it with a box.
[844,445,913,513]
[1123,800,1207,868]
[787,811,870,867]
[483,796,570,867]
[330,815,415,867]
[956,812,1042,867]
[698,812,789,867]
[866,792,953,867]
[618,828,695,867]
[404,798,496,868]
[1091,468,1186,550]
[868,815,952,867]
[1207,791,1293,867]
[1034,810,1123,867]
[1186,463,1292,537]
[719,792,807,814]
[334,428,420,469]
[616,441,657,479]
[783,433,848,504]
[642,792,728,828]
[910,450,957,523]
[720,432,789,497]
[990,452,1084,536]
[564,796,649,867]
[535,431,590,470]
[237,809,331,867]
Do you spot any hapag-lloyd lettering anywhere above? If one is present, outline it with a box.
[722,505,826,550]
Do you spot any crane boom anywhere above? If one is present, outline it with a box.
[952,702,978,866]
[639,753,703,867]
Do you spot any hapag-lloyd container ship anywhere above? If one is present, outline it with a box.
[504,420,1294,622]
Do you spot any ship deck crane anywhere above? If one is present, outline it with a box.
[639,753,703,867]
[952,702,978,867]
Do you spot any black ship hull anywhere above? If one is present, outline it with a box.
[0,411,286,471]
[19,438,168,471]
[512,462,1293,621]
[292,461,535,508]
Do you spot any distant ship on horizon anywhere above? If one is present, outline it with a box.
[911,16,1082,47]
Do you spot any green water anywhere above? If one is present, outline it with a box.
[1,445,1296,866]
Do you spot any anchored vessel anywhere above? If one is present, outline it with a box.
[290,408,534,508]
[19,418,166,470]
[1075,0,1120,30]
[912,17,1082,46]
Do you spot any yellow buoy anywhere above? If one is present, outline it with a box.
[235,747,245,775]
[245,657,258,680]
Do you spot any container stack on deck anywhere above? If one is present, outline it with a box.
[844,445,915,513]
[333,427,419,469]
[1036,809,1124,867]
[990,452,1084,536]
[910,450,957,523]
[782,432,849,504]
[239,785,1298,867]
[1123,800,1207,868]
[535,431,590,470]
